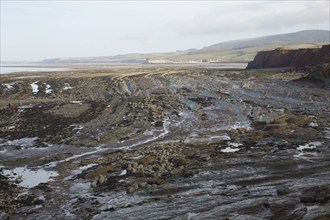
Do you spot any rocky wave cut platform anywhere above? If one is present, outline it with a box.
[0,67,329,219]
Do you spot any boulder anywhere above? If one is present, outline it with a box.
[137,155,156,165]
[171,157,188,166]
[269,198,307,219]
[148,177,165,185]
[126,186,137,194]
[300,185,330,204]
[85,166,114,180]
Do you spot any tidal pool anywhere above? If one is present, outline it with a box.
[2,166,58,188]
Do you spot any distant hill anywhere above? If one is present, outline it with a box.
[41,30,330,64]
[41,52,183,65]
[176,30,330,62]
[195,30,330,53]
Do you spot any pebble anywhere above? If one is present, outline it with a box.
[0,212,9,220]
[91,179,98,188]
[139,182,147,188]
[126,186,137,194]
[277,186,290,195]
[98,175,106,184]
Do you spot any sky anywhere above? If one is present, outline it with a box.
[1,0,329,61]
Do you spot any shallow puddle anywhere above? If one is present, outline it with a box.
[221,147,240,153]
[2,166,58,188]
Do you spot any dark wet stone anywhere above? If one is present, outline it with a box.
[154,121,163,127]
[135,171,145,177]
[276,186,291,195]
[171,157,188,166]
[126,186,137,194]
[180,169,195,178]
[300,185,330,204]
[32,182,52,192]
[269,198,307,220]
[19,194,44,206]
[0,212,9,220]
[251,121,267,130]
[137,155,156,165]
[104,206,116,212]
[300,192,316,203]
[148,177,165,185]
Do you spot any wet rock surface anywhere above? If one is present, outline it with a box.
[0,67,329,219]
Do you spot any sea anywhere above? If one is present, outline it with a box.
[0,62,248,75]
[0,66,69,74]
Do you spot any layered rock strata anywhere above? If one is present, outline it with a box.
[246,44,330,69]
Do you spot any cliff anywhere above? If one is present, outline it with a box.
[246,44,330,69]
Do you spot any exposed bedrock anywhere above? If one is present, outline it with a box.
[0,68,329,219]
[246,44,330,69]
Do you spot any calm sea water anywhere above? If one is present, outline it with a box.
[0,66,68,74]
[0,63,247,74]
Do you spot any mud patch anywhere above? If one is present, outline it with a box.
[48,103,90,117]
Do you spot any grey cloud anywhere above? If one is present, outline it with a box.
[118,34,147,41]
[170,1,329,36]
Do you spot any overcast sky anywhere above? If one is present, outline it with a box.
[1,0,329,61]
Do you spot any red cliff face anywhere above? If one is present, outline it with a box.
[246,45,330,69]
